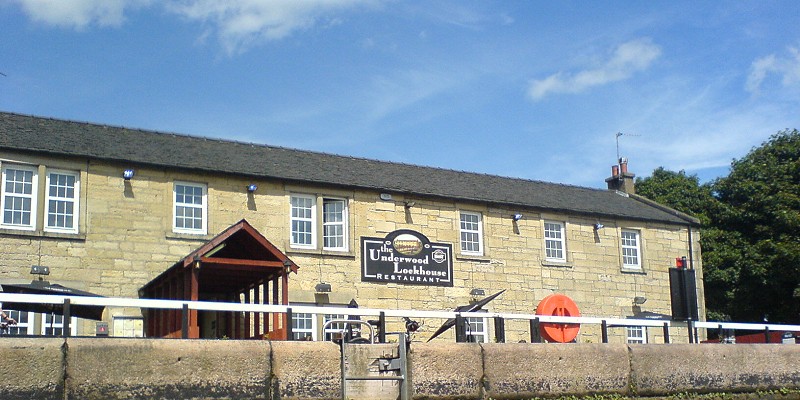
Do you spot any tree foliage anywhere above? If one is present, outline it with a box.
[636,129,800,323]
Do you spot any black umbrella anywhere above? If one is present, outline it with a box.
[427,290,505,342]
[0,281,106,320]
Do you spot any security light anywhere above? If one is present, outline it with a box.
[30,265,50,275]
[315,282,332,293]
[594,223,605,230]
[512,213,523,221]
[470,288,485,296]
[123,169,135,180]
[247,184,258,193]
[633,296,647,305]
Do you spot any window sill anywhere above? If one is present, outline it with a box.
[165,232,215,241]
[542,260,573,268]
[0,228,86,241]
[621,267,646,275]
[456,253,491,263]
[287,248,356,259]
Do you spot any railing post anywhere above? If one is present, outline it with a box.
[376,311,386,343]
[285,307,293,340]
[494,316,505,343]
[601,320,608,343]
[529,318,542,343]
[663,322,670,344]
[63,299,71,338]
[181,303,189,339]
[455,314,467,343]
[764,326,770,343]
[687,320,694,343]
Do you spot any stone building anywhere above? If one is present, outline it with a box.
[0,111,703,343]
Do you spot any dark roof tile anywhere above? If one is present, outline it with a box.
[0,111,697,225]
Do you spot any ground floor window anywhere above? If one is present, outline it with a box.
[291,312,315,341]
[0,309,77,336]
[41,313,77,336]
[626,326,647,343]
[289,305,358,341]
[466,316,488,343]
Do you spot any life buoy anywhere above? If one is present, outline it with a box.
[536,293,581,343]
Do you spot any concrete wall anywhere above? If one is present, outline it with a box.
[1,338,798,400]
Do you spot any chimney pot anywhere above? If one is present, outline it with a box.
[611,165,620,177]
[620,161,628,174]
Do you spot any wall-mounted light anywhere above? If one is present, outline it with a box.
[470,288,486,297]
[380,193,393,201]
[404,201,416,209]
[247,184,258,193]
[315,282,332,293]
[512,213,523,222]
[123,169,135,180]
[594,223,605,230]
[633,296,647,305]
[30,265,50,276]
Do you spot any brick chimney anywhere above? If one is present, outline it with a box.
[605,158,636,194]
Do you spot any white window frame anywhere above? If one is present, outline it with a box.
[459,211,484,256]
[290,194,316,249]
[173,182,207,235]
[1,309,35,335]
[290,195,350,251]
[291,312,316,341]
[1,164,38,231]
[41,313,78,336]
[543,221,566,262]
[322,197,348,251]
[44,169,80,233]
[626,326,647,343]
[621,229,642,269]
[465,316,489,343]
[323,313,349,341]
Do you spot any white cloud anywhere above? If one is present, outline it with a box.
[12,0,377,53]
[528,38,662,100]
[12,0,149,29]
[746,46,800,93]
[166,0,378,54]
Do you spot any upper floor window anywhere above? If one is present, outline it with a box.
[45,170,79,233]
[323,198,348,251]
[1,164,37,230]
[543,221,566,262]
[459,211,483,255]
[173,182,207,235]
[290,194,349,251]
[290,194,316,248]
[621,229,641,269]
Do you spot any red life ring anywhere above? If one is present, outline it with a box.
[536,294,581,343]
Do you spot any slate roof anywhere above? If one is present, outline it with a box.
[0,111,698,225]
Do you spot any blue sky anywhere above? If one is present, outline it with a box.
[1,1,799,189]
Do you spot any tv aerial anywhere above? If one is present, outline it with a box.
[615,132,641,162]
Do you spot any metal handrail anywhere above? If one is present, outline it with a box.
[2,292,800,334]
[321,319,375,344]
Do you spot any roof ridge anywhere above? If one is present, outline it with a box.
[1,110,605,193]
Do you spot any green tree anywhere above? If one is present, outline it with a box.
[635,167,715,225]
[637,129,800,324]
[710,129,800,323]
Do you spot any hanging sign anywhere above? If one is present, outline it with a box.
[361,229,453,287]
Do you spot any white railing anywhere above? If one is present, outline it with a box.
[1,292,799,340]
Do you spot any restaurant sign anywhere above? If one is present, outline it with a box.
[361,229,453,287]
